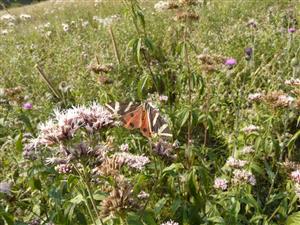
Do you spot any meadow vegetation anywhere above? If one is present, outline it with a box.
[0,0,300,224]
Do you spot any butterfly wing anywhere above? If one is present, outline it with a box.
[146,103,172,139]
[122,105,144,130]
[140,109,152,138]
[105,102,140,115]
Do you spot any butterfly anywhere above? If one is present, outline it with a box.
[105,102,172,139]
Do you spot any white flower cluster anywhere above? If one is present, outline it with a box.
[154,1,174,12]
[93,15,120,27]
[114,152,150,170]
[55,163,72,174]
[0,182,11,194]
[161,220,179,225]
[19,14,32,20]
[241,146,255,154]
[1,29,11,35]
[137,191,150,199]
[213,178,228,190]
[232,169,256,186]
[242,124,260,134]
[0,14,16,22]
[62,23,69,32]
[119,143,129,152]
[226,156,248,168]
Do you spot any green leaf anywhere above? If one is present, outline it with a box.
[154,198,167,216]
[93,192,106,201]
[141,211,157,225]
[70,194,85,204]
[136,38,142,66]
[162,163,184,175]
[286,211,300,225]
[29,177,42,191]
[126,212,143,225]
[15,132,23,153]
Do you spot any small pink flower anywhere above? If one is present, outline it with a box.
[214,178,228,190]
[288,28,296,33]
[291,170,300,184]
[23,102,33,110]
[159,95,168,102]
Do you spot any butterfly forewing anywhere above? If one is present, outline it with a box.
[122,105,144,130]
[140,109,152,137]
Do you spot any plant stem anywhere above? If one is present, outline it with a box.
[109,26,120,65]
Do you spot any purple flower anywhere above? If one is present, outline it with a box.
[288,28,296,33]
[225,58,237,69]
[245,47,253,56]
[22,102,33,110]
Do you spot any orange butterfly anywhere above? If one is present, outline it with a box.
[105,102,172,139]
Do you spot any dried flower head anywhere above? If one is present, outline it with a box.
[174,12,199,22]
[179,0,200,6]
[154,1,178,12]
[232,169,256,186]
[88,63,114,74]
[197,54,226,73]
[285,79,300,87]
[264,91,295,108]
[248,92,264,102]
[213,178,228,190]
[152,139,176,161]
[100,179,138,217]
[282,160,300,171]
[247,19,258,29]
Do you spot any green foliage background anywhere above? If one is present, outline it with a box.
[0,0,299,224]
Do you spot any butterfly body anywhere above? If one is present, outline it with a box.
[105,102,172,139]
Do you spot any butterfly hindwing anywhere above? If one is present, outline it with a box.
[105,101,141,115]
[146,103,172,139]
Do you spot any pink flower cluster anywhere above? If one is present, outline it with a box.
[291,170,300,184]
[114,152,150,170]
[24,103,114,156]
[161,220,179,225]
[213,178,228,190]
